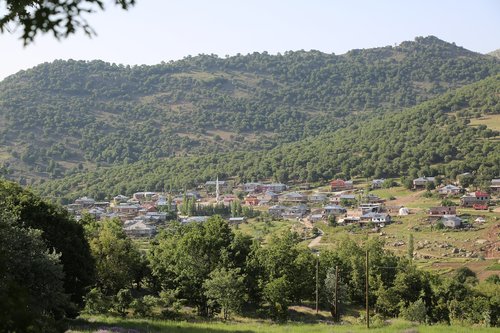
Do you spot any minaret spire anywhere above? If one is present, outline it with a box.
[216,176,220,203]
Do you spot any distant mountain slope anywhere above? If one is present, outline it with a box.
[0,36,499,183]
[488,49,500,59]
[36,75,500,201]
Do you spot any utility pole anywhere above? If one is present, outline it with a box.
[315,255,319,314]
[334,265,339,322]
[366,249,369,329]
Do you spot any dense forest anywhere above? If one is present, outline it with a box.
[1,180,499,331]
[36,75,500,201]
[0,36,499,182]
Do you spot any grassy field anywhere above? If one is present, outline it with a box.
[469,114,500,131]
[65,316,499,333]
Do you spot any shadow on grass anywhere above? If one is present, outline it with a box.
[65,317,256,333]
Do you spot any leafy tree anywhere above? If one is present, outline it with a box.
[0,0,135,44]
[88,218,142,295]
[0,212,68,332]
[0,179,94,308]
[203,268,246,320]
[263,275,291,322]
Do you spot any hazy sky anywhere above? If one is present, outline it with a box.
[1,0,499,80]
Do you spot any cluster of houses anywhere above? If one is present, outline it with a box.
[65,177,499,237]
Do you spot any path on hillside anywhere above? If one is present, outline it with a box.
[308,230,323,249]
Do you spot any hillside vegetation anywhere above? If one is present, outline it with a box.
[37,75,500,201]
[0,36,499,182]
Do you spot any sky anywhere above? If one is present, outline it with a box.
[1,0,499,80]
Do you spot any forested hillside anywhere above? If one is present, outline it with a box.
[0,36,498,182]
[37,75,500,201]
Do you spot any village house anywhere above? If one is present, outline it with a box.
[338,216,360,225]
[359,203,383,214]
[113,194,129,204]
[362,193,385,203]
[181,216,209,224]
[413,177,435,189]
[330,179,354,191]
[282,204,309,219]
[371,179,385,189]
[74,196,96,208]
[205,180,231,193]
[268,205,287,218]
[243,182,262,192]
[460,191,490,208]
[155,196,177,211]
[330,194,356,205]
[261,183,288,193]
[490,179,500,193]
[133,192,157,202]
[360,212,392,225]
[112,203,141,215]
[259,191,279,203]
[223,194,237,205]
[309,214,324,223]
[279,192,308,204]
[323,205,347,216]
[437,184,461,196]
[429,206,457,216]
[441,215,462,228]
[244,195,260,206]
[308,193,327,203]
[123,220,156,237]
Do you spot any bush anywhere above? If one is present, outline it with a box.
[83,288,111,315]
[400,299,427,323]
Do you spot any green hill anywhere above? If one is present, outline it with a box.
[36,75,500,201]
[0,36,498,183]
[488,49,500,59]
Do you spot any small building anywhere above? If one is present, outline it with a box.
[441,215,462,228]
[74,196,95,208]
[309,214,324,222]
[113,194,129,204]
[244,195,260,206]
[475,217,486,223]
[330,194,356,205]
[359,203,383,214]
[205,180,231,192]
[282,204,309,219]
[323,205,347,216]
[413,177,435,189]
[279,192,307,203]
[437,184,461,196]
[260,191,279,203]
[398,207,410,216]
[460,191,490,207]
[123,220,156,237]
[371,179,385,189]
[309,193,327,203]
[268,205,287,218]
[428,206,457,216]
[181,216,209,224]
[223,195,237,205]
[338,216,360,225]
[330,179,354,191]
[229,217,246,225]
[490,179,500,193]
[362,193,385,204]
[262,183,288,193]
[243,182,262,193]
[112,203,141,214]
[133,192,157,202]
[360,212,392,224]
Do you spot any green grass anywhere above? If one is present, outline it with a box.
[65,316,499,333]
[486,263,500,271]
